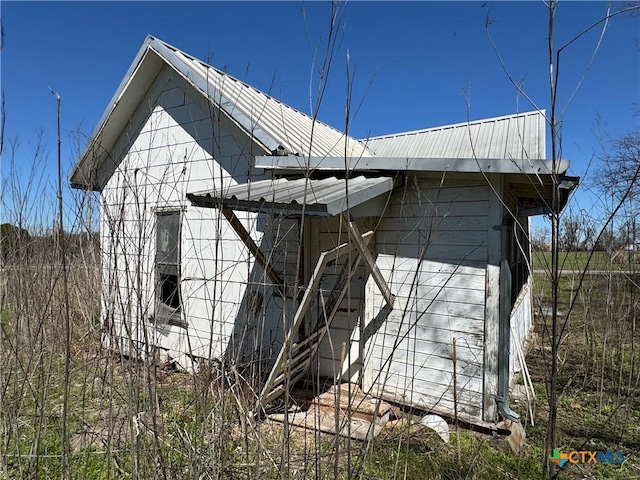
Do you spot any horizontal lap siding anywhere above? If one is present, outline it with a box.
[363,178,489,421]
[253,216,301,368]
[101,70,275,367]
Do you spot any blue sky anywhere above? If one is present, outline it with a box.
[1,1,639,231]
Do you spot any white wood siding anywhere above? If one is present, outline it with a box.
[362,176,490,422]
[100,67,280,369]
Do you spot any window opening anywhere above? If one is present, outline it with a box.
[155,210,183,325]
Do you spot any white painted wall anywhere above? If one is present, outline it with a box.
[100,66,284,369]
[362,176,491,422]
[97,69,536,424]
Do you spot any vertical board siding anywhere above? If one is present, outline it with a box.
[508,214,534,380]
[100,69,280,369]
[363,177,490,421]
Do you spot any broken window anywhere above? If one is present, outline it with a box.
[155,210,183,325]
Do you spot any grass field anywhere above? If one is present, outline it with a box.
[2,255,639,479]
[527,270,639,479]
[532,250,639,272]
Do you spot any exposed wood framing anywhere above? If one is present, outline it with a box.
[256,231,374,412]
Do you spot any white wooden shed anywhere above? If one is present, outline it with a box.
[71,36,578,426]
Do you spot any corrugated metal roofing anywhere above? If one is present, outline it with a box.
[71,34,555,192]
[70,36,374,190]
[151,38,373,159]
[187,176,396,217]
[361,110,546,160]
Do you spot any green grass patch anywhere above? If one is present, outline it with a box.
[364,428,544,480]
[531,250,630,272]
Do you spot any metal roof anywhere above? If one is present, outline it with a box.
[361,110,546,160]
[152,38,373,159]
[70,36,373,190]
[187,176,397,217]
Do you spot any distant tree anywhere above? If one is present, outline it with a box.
[616,217,639,250]
[0,222,31,265]
[559,213,596,251]
[559,216,581,251]
[591,129,640,254]
[594,227,617,252]
[594,129,640,203]
[532,226,551,251]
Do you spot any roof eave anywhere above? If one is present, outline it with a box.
[255,155,570,176]
[147,40,277,155]
[70,35,163,190]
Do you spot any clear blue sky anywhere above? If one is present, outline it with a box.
[1,1,639,231]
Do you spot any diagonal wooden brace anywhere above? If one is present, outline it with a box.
[341,217,395,307]
[221,207,284,292]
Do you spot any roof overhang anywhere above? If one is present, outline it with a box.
[70,37,166,191]
[186,175,399,217]
[509,174,580,215]
[70,37,374,191]
[69,36,280,192]
[254,155,570,176]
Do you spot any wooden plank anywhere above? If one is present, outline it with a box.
[375,255,486,276]
[290,327,326,351]
[269,356,315,388]
[374,229,488,248]
[343,219,395,306]
[221,208,284,290]
[381,283,486,305]
[377,215,489,233]
[257,249,331,408]
[369,377,484,421]
[256,233,372,411]
[367,363,485,401]
[369,326,485,353]
[261,385,287,407]
[384,200,490,218]
[302,252,367,379]
[267,410,386,441]
[375,241,488,262]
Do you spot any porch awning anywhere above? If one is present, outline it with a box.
[186,175,397,217]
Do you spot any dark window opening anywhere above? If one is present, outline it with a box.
[155,210,183,325]
[159,273,181,310]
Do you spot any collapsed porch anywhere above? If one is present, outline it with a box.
[187,175,398,414]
